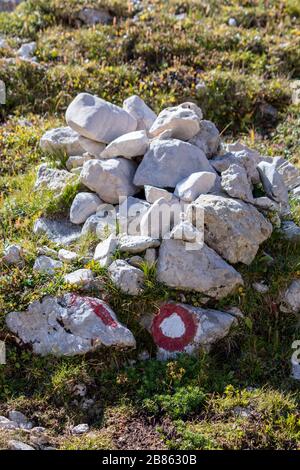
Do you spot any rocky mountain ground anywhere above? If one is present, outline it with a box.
[0,0,300,451]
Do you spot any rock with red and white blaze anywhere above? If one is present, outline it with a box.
[6,294,136,356]
[144,303,237,360]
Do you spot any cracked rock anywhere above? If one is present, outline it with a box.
[40,127,84,156]
[6,294,136,355]
[108,260,145,295]
[157,239,243,299]
[189,195,272,265]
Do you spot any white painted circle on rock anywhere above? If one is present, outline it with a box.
[160,312,186,338]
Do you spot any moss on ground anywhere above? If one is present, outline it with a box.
[0,0,300,450]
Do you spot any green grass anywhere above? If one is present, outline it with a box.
[0,0,300,450]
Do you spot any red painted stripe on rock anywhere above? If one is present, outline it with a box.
[151,304,197,352]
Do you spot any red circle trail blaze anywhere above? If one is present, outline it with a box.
[151,304,197,352]
[68,294,117,328]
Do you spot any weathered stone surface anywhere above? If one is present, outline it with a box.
[101,130,149,159]
[221,164,253,202]
[118,196,150,236]
[8,440,35,451]
[140,198,182,239]
[134,139,214,188]
[123,95,157,131]
[146,302,236,360]
[149,103,202,140]
[252,196,280,211]
[64,269,94,288]
[80,158,138,204]
[144,248,157,266]
[33,217,82,245]
[170,220,203,243]
[189,195,272,265]
[33,256,63,275]
[17,41,36,59]
[34,164,75,194]
[58,249,78,263]
[281,279,300,313]
[257,160,290,213]
[252,281,269,294]
[157,239,243,298]
[119,235,160,254]
[3,244,23,266]
[272,156,300,190]
[70,192,102,225]
[94,234,118,267]
[78,8,111,25]
[280,220,300,243]
[212,147,261,184]
[78,136,106,158]
[66,154,92,171]
[71,423,89,435]
[40,127,84,156]
[6,294,136,355]
[144,185,173,204]
[66,93,137,143]
[175,171,216,202]
[108,260,145,295]
[189,120,220,157]
[0,416,19,430]
[8,411,32,430]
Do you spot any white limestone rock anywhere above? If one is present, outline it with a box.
[70,192,102,225]
[101,130,149,159]
[17,41,36,59]
[118,196,150,236]
[157,239,243,299]
[257,160,290,214]
[64,269,94,288]
[134,139,215,188]
[281,279,300,313]
[66,93,137,143]
[108,260,145,295]
[146,302,236,360]
[66,154,93,171]
[34,164,75,194]
[149,103,202,140]
[40,127,84,156]
[188,195,273,265]
[33,256,63,275]
[170,220,203,244]
[272,156,300,191]
[174,171,216,202]
[140,197,183,239]
[78,136,106,158]
[94,234,118,267]
[3,244,23,266]
[189,120,220,157]
[221,164,254,202]
[123,95,157,131]
[58,249,78,264]
[6,294,136,355]
[33,217,82,246]
[80,158,138,204]
[144,185,173,204]
[119,235,160,254]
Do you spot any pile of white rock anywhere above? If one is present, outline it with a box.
[4,92,300,362]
